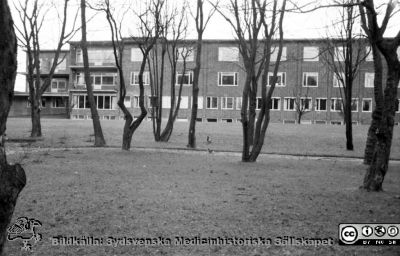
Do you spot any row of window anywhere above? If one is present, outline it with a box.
[72,95,117,110]
[75,72,117,88]
[129,46,398,63]
[123,95,392,113]
[129,71,386,88]
[27,97,67,108]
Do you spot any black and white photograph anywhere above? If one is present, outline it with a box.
[0,0,399,255]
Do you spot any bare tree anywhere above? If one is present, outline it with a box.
[147,2,192,142]
[15,0,78,137]
[320,0,367,150]
[187,0,217,148]
[359,0,400,191]
[159,43,192,141]
[92,0,162,150]
[0,0,26,253]
[217,0,287,162]
[80,0,106,147]
[292,85,311,124]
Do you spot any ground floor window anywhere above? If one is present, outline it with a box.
[72,94,116,110]
[221,97,234,109]
[330,98,342,112]
[206,96,218,109]
[362,98,372,112]
[269,97,281,110]
[52,97,67,108]
[236,97,242,110]
[351,98,359,112]
[315,98,327,111]
[284,97,296,111]
[300,98,312,111]
[27,98,46,108]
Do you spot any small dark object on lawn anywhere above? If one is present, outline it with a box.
[207,148,213,153]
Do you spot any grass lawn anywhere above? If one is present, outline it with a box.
[3,149,400,256]
[5,118,400,159]
[3,118,400,255]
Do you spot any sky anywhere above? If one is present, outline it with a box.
[11,0,400,49]
[11,0,400,91]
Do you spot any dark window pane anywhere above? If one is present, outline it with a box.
[104,96,110,109]
[79,96,85,109]
[98,96,104,109]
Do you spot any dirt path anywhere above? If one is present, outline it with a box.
[6,144,400,164]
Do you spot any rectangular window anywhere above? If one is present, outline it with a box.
[101,74,115,85]
[333,73,344,88]
[331,98,343,112]
[218,47,239,62]
[365,72,374,88]
[162,96,171,109]
[366,46,373,62]
[362,98,372,112]
[270,46,287,62]
[51,97,66,108]
[124,96,132,108]
[76,49,82,64]
[300,97,312,111]
[221,97,234,109]
[206,96,218,109]
[51,79,67,92]
[197,96,203,110]
[130,72,150,85]
[236,97,242,110]
[303,72,318,87]
[176,96,189,109]
[76,48,114,64]
[284,97,296,111]
[189,96,204,110]
[256,97,262,110]
[268,72,286,87]
[76,72,117,87]
[176,71,193,86]
[27,98,46,108]
[56,58,67,71]
[79,95,85,109]
[132,96,139,108]
[269,97,281,110]
[303,47,319,61]
[315,98,327,111]
[335,47,345,62]
[351,98,359,112]
[177,47,194,62]
[218,72,238,86]
[131,48,143,62]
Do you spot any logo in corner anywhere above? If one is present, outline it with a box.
[7,217,42,251]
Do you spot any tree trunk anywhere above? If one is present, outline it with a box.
[344,85,353,150]
[0,1,26,253]
[80,0,106,147]
[364,44,383,164]
[362,63,399,191]
[188,36,202,148]
[30,104,42,137]
[121,114,134,150]
[297,111,302,124]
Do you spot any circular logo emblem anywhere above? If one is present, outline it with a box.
[374,226,386,237]
[387,226,399,237]
[341,226,358,243]
[362,226,373,237]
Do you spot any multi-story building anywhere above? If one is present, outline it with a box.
[11,50,70,118]
[10,39,400,125]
